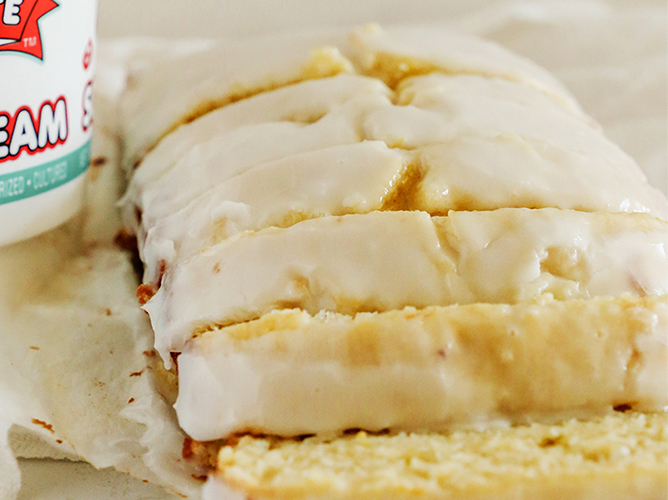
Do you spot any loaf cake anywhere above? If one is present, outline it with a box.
[119,24,668,498]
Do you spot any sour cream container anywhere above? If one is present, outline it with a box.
[0,0,97,246]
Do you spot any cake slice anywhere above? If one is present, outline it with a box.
[140,141,411,283]
[122,74,392,229]
[201,412,668,500]
[136,94,391,230]
[144,209,668,359]
[349,24,580,110]
[413,136,668,218]
[121,30,355,168]
[140,132,668,284]
[395,73,586,118]
[176,295,667,441]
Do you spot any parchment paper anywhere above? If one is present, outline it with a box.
[0,1,665,499]
[0,41,207,500]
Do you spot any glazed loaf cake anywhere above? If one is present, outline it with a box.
[119,24,668,499]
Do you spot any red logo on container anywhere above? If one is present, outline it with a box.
[82,38,92,69]
[0,0,59,60]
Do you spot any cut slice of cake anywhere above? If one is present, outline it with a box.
[140,141,411,283]
[201,412,668,500]
[135,95,391,231]
[121,74,392,232]
[349,23,581,110]
[121,30,356,169]
[176,295,667,440]
[139,133,667,285]
[144,209,668,359]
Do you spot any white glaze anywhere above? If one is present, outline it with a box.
[397,73,589,121]
[141,141,410,283]
[121,74,392,230]
[137,94,392,229]
[414,135,668,219]
[349,23,581,111]
[364,83,632,166]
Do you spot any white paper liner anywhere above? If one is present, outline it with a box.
[0,2,664,499]
[1,245,202,497]
[0,421,20,500]
[0,41,204,500]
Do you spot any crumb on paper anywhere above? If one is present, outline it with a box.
[137,283,158,305]
[91,156,108,168]
[31,419,55,434]
[130,367,150,377]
